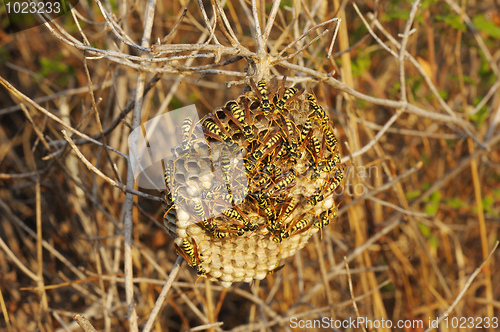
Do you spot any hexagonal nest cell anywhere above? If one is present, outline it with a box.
[162,78,344,287]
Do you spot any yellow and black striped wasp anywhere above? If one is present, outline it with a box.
[249,78,276,116]
[267,196,298,238]
[222,205,258,231]
[220,145,233,193]
[180,116,202,153]
[296,118,321,179]
[163,164,187,217]
[298,119,313,148]
[273,77,303,115]
[202,114,238,150]
[248,131,284,164]
[251,190,277,226]
[164,164,175,202]
[313,205,339,230]
[325,167,344,192]
[211,225,246,239]
[223,100,255,143]
[279,114,299,163]
[289,213,313,236]
[306,93,340,154]
[308,136,322,179]
[272,212,312,243]
[307,165,344,206]
[191,200,220,235]
[260,169,297,200]
[174,238,206,275]
[244,129,283,172]
[306,93,329,126]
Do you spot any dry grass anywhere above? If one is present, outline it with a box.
[0,0,499,331]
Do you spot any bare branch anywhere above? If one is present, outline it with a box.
[94,0,149,51]
[251,0,264,52]
[262,0,281,43]
[278,61,487,148]
[424,241,499,332]
[398,0,421,103]
[197,0,221,45]
[142,256,184,332]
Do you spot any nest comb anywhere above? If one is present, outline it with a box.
[163,78,344,287]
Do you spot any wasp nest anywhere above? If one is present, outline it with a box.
[163,78,344,287]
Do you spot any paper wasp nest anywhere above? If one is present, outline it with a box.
[163,79,344,287]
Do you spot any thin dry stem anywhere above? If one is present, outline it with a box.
[424,242,499,332]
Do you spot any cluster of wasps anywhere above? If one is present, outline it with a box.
[163,77,344,280]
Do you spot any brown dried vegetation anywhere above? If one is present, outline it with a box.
[0,0,499,331]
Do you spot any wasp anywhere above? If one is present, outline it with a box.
[245,134,283,173]
[250,78,274,116]
[306,93,329,126]
[271,230,287,243]
[267,197,297,234]
[282,213,314,240]
[314,205,339,229]
[212,225,246,239]
[223,205,258,231]
[310,136,321,160]
[325,167,344,192]
[307,136,322,179]
[254,192,276,225]
[274,85,300,115]
[270,145,287,164]
[299,119,313,146]
[220,145,233,191]
[202,118,237,150]
[261,169,296,200]
[306,93,340,153]
[175,238,206,275]
[180,117,200,152]
[260,163,277,178]
[164,165,175,201]
[278,114,298,163]
[306,181,331,207]
[307,191,325,206]
[192,201,219,234]
[333,152,341,167]
[249,175,268,193]
[225,101,255,142]
[272,165,283,178]
[193,201,207,221]
[323,126,339,154]
[267,198,299,243]
[276,193,287,203]
[163,165,186,214]
[213,174,248,205]
[216,189,246,206]
[249,130,283,163]
[290,217,312,235]
[307,167,344,206]
[320,158,341,174]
